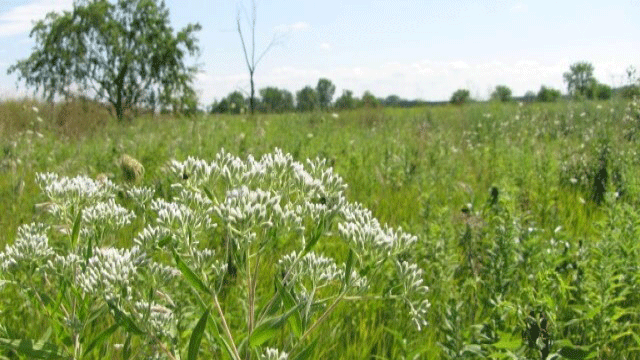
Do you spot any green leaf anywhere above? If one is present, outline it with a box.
[291,338,317,360]
[107,302,144,335]
[250,304,301,347]
[172,249,212,295]
[83,324,119,356]
[0,338,68,359]
[343,248,354,288]
[202,186,215,202]
[188,310,209,360]
[492,331,521,350]
[274,277,303,338]
[122,335,132,360]
[555,339,592,360]
[217,336,237,360]
[71,207,82,248]
[302,229,322,256]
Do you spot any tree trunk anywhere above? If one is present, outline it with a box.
[250,71,255,115]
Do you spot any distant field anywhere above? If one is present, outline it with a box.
[1,98,639,359]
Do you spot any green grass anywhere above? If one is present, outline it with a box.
[1,97,640,359]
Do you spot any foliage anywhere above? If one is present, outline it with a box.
[7,0,201,121]
[450,89,471,105]
[587,82,612,100]
[334,90,357,110]
[0,149,428,359]
[563,62,595,98]
[537,86,562,102]
[211,91,247,114]
[259,87,294,113]
[491,85,512,102]
[316,79,336,110]
[2,98,640,359]
[360,91,380,108]
[296,86,318,112]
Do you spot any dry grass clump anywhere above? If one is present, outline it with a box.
[119,154,144,183]
[55,97,112,138]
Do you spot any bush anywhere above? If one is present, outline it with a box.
[450,89,471,105]
[537,86,562,102]
[0,149,429,359]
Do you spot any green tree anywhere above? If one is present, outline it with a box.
[8,0,201,121]
[361,90,380,107]
[563,61,595,98]
[450,89,471,105]
[210,91,246,114]
[335,90,357,110]
[384,94,402,106]
[620,66,640,99]
[316,78,336,110]
[536,86,562,102]
[259,87,294,113]
[587,82,612,100]
[523,91,537,103]
[491,85,512,102]
[296,86,318,112]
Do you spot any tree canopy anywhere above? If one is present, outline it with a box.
[563,62,595,98]
[316,78,336,110]
[8,0,201,120]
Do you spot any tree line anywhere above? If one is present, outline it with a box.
[7,0,640,120]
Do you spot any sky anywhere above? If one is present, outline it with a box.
[0,0,639,105]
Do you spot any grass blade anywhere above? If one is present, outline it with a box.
[188,309,210,360]
[0,338,68,359]
[172,249,212,295]
[107,302,144,335]
[83,324,119,356]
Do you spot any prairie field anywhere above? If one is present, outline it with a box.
[1,97,640,359]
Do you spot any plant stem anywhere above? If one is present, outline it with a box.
[212,292,242,360]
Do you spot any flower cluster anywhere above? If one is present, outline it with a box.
[338,202,417,259]
[260,347,288,360]
[76,246,145,301]
[0,223,53,273]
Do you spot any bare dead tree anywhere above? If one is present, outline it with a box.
[237,0,280,115]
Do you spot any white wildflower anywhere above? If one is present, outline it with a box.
[0,223,53,272]
[76,246,144,301]
[260,348,288,360]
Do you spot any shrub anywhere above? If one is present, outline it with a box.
[0,149,429,359]
[450,89,471,105]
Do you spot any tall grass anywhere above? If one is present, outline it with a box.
[1,97,640,359]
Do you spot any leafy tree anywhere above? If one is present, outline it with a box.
[384,94,402,107]
[259,87,294,113]
[523,91,537,103]
[316,78,336,110]
[8,0,201,121]
[563,62,595,98]
[620,66,640,99]
[450,89,471,105]
[210,91,246,114]
[296,86,318,112]
[587,82,612,100]
[537,86,562,102]
[361,90,380,107]
[491,85,512,102]
[335,90,357,110]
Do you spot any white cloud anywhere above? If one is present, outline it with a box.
[320,42,331,50]
[273,21,310,33]
[0,0,73,37]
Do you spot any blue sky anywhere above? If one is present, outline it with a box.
[0,0,638,104]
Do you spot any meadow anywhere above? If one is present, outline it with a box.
[1,97,640,359]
